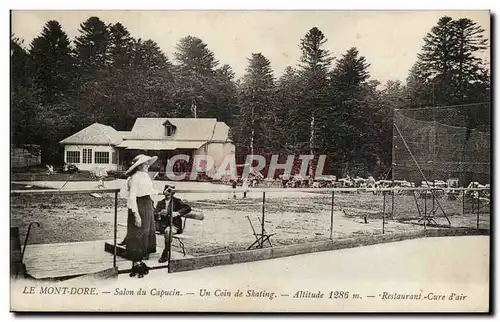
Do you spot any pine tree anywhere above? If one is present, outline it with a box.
[382,80,408,110]
[173,36,220,118]
[28,20,74,105]
[405,61,432,108]
[294,27,333,175]
[74,17,111,80]
[11,36,32,94]
[276,66,302,154]
[236,53,276,159]
[369,80,394,176]
[331,48,370,98]
[73,18,151,131]
[109,22,135,69]
[406,15,490,141]
[11,36,40,145]
[417,16,457,105]
[329,47,371,176]
[453,18,489,103]
[133,39,170,70]
[409,16,489,107]
[130,38,175,123]
[212,64,238,126]
[76,28,177,131]
[14,24,75,163]
[175,36,219,71]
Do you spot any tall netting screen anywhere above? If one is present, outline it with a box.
[393,103,491,186]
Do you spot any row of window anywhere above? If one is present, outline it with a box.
[66,149,117,164]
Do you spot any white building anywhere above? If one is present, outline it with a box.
[59,118,235,177]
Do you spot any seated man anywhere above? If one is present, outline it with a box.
[154,184,192,263]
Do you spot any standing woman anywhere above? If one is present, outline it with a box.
[124,154,160,278]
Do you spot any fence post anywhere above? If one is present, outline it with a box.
[391,185,395,218]
[462,190,465,216]
[261,191,266,247]
[167,196,174,272]
[476,190,480,229]
[113,191,118,268]
[424,188,427,226]
[382,193,386,234]
[330,190,334,240]
[432,181,435,218]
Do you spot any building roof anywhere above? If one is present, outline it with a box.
[212,122,230,142]
[60,118,232,148]
[127,118,230,142]
[116,140,205,150]
[118,131,130,139]
[59,123,123,145]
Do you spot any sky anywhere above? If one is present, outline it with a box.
[11,10,491,86]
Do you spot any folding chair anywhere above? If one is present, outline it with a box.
[246,216,275,250]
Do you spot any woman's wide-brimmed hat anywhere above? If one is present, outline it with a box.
[125,154,158,175]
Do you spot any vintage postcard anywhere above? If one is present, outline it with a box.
[9,10,491,312]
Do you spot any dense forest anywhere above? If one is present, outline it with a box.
[10,15,490,178]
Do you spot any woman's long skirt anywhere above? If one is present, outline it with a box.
[125,195,157,261]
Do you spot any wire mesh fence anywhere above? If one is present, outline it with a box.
[393,102,490,186]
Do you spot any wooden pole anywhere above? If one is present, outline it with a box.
[167,198,174,272]
[391,188,395,218]
[113,191,118,268]
[382,193,386,234]
[462,190,465,216]
[477,192,480,229]
[424,188,427,230]
[330,191,334,240]
[392,110,396,219]
[412,190,422,218]
[261,191,266,248]
[432,181,435,217]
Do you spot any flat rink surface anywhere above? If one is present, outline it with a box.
[11,236,490,312]
[11,180,489,257]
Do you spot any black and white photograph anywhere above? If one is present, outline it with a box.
[9,9,491,312]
